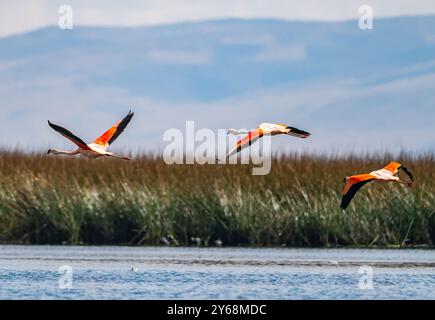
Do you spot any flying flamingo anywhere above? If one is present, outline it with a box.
[341,161,414,210]
[47,111,134,160]
[222,123,310,160]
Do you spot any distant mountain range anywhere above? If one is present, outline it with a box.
[0,17,434,153]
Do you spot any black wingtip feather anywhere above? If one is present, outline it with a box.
[106,111,135,146]
[399,165,414,183]
[48,120,57,130]
[47,121,88,147]
[340,197,350,210]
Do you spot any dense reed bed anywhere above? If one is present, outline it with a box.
[0,151,434,247]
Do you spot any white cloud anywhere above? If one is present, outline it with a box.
[253,44,306,62]
[221,34,307,62]
[145,49,212,65]
[423,33,435,44]
[1,0,435,37]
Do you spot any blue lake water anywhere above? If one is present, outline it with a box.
[0,245,434,300]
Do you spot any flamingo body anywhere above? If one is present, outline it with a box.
[225,122,310,159]
[341,161,414,210]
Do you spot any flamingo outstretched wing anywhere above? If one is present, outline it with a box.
[93,111,134,149]
[228,129,263,157]
[341,174,376,210]
[48,121,89,150]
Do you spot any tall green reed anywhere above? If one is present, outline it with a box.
[0,151,433,246]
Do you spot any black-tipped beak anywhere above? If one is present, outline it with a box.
[47,149,51,154]
[286,127,311,138]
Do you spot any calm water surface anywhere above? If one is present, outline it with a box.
[0,245,434,300]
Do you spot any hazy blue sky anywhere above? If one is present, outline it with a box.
[0,2,434,154]
[2,0,435,37]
